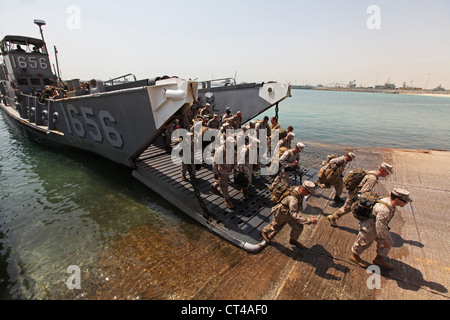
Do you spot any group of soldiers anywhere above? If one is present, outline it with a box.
[169,102,412,271]
[262,149,412,271]
[167,101,300,210]
[176,102,290,210]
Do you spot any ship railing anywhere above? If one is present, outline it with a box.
[11,93,59,132]
[200,77,236,90]
[103,73,137,86]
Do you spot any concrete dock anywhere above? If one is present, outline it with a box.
[80,147,449,300]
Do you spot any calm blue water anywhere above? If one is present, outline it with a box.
[1,89,449,299]
[262,90,450,151]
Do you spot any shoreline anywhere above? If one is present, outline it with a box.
[292,86,450,97]
[295,139,448,169]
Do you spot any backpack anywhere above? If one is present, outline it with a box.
[318,167,339,187]
[351,192,391,221]
[270,181,297,204]
[317,155,340,187]
[343,169,367,191]
[321,154,339,167]
[278,146,289,160]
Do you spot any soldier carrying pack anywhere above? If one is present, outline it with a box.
[317,154,339,187]
[343,169,377,191]
[351,192,391,221]
[270,181,297,204]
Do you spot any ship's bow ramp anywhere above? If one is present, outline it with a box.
[131,81,321,252]
[132,138,319,252]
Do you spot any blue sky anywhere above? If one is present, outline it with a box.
[1,0,449,88]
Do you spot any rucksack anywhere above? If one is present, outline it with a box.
[321,154,339,167]
[317,155,340,187]
[351,192,391,221]
[270,181,297,204]
[318,167,339,187]
[278,146,289,160]
[343,169,367,191]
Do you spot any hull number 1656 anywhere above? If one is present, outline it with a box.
[66,104,124,149]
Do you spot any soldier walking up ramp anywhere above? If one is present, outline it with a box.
[131,137,318,252]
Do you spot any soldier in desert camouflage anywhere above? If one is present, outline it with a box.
[237,136,259,199]
[262,180,318,249]
[350,188,412,270]
[211,137,236,209]
[328,162,393,226]
[180,132,196,182]
[318,152,355,203]
[269,142,305,191]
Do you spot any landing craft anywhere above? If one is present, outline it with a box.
[0,20,318,252]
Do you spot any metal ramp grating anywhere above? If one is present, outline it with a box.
[132,137,319,251]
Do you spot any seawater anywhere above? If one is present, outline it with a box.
[0,117,189,299]
[263,89,450,150]
[0,90,449,299]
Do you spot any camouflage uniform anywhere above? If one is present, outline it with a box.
[233,114,242,129]
[320,155,349,198]
[212,145,235,202]
[207,118,220,129]
[237,144,256,189]
[332,170,378,219]
[190,101,200,118]
[163,119,179,149]
[221,112,232,125]
[181,135,196,180]
[262,188,313,242]
[351,198,395,258]
[277,135,293,150]
[270,149,300,189]
[200,106,211,117]
[255,120,271,140]
[329,162,392,225]
[181,104,193,130]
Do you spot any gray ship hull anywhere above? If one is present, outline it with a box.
[1,78,198,167]
[2,79,291,168]
[199,81,291,123]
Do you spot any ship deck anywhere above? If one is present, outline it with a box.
[131,137,319,251]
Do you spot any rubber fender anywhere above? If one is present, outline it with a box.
[52,112,59,124]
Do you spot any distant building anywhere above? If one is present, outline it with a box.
[375,82,396,90]
[433,84,445,91]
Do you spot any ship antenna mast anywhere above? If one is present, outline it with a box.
[33,19,48,54]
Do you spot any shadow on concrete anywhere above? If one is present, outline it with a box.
[391,232,424,248]
[271,242,350,281]
[386,259,448,295]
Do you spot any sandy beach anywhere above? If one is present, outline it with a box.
[401,93,450,98]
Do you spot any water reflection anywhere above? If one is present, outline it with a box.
[0,116,205,299]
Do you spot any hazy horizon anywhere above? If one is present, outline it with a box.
[1,0,449,89]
